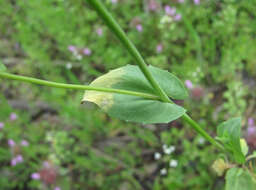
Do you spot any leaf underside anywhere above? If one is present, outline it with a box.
[82,65,187,124]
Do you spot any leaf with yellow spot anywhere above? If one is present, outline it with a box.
[82,65,187,124]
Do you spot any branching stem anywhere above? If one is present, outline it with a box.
[86,0,224,151]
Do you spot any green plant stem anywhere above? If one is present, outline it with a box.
[0,72,159,100]
[86,0,170,102]
[87,0,224,151]
[182,114,224,150]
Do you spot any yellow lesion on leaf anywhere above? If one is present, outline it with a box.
[212,158,231,176]
[83,92,114,111]
[82,67,125,110]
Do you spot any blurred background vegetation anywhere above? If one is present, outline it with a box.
[0,0,256,189]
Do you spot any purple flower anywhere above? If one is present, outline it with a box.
[10,155,23,166]
[248,118,255,127]
[9,113,18,121]
[96,28,103,36]
[21,140,29,147]
[43,161,50,168]
[247,118,256,136]
[185,80,193,89]
[194,0,200,5]
[178,0,185,3]
[54,187,61,190]
[11,158,17,166]
[136,24,143,32]
[174,13,182,21]
[248,126,256,135]
[8,139,16,147]
[16,155,23,163]
[31,173,41,180]
[111,0,117,4]
[68,45,76,53]
[165,6,176,16]
[0,122,4,129]
[156,44,163,53]
[83,48,91,56]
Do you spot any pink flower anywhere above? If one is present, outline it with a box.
[83,48,91,56]
[54,187,61,190]
[148,0,159,11]
[136,24,143,32]
[9,113,18,121]
[0,122,4,129]
[191,87,204,100]
[185,80,193,89]
[194,0,200,5]
[248,118,255,127]
[178,0,185,3]
[68,45,76,53]
[21,140,29,147]
[174,13,182,21]
[156,44,163,53]
[8,139,16,147]
[96,28,103,36]
[31,173,41,180]
[165,6,176,16]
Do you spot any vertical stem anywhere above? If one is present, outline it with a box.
[86,0,170,102]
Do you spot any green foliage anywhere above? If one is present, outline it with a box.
[83,65,187,123]
[0,60,6,71]
[223,81,247,116]
[217,118,245,164]
[0,0,256,189]
[225,168,256,190]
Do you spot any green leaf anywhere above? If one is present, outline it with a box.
[147,65,188,99]
[0,61,7,72]
[225,168,256,190]
[82,65,187,124]
[217,117,245,164]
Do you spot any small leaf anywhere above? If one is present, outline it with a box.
[225,168,256,190]
[82,65,186,124]
[240,139,249,156]
[217,117,245,164]
[0,61,7,72]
